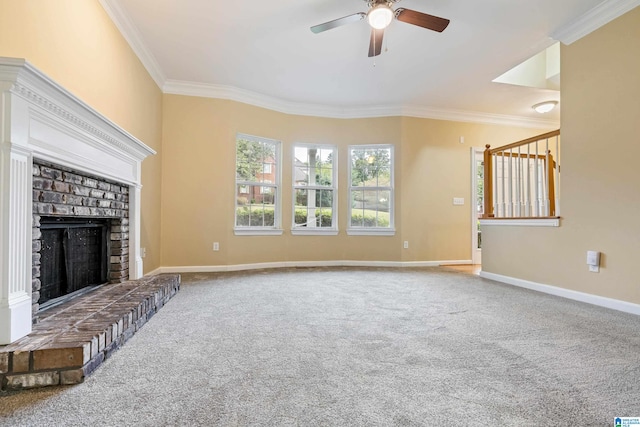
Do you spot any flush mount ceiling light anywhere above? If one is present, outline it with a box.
[367,4,394,29]
[532,101,558,114]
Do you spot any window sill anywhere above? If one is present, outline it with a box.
[234,228,284,236]
[346,228,396,236]
[291,228,339,236]
[479,217,560,227]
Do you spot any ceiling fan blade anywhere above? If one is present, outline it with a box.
[311,12,366,33]
[368,28,384,57]
[395,8,450,32]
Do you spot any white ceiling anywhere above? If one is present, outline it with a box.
[102,0,636,128]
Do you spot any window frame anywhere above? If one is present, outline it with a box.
[291,143,338,236]
[347,144,395,236]
[234,133,283,236]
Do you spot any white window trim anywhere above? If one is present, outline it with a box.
[291,143,339,235]
[234,228,284,236]
[346,228,396,236]
[292,229,339,236]
[234,133,283,235]
[347,144,395,236]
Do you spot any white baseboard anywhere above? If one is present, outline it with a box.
[480,271,640,316]
[144,267,163,276]
[155,259,473,274]
[437,260,473,266]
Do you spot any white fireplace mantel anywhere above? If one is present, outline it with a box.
[0,57,156,344]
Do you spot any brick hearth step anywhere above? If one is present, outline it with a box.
[0,274,180,392]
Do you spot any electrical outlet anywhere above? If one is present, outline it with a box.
[140,247,146,258]
[213,242,219,251]
[403,241,409,249]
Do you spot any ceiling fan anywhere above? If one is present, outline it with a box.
[310,0,450,57]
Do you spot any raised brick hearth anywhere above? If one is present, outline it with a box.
[0,274,180,392]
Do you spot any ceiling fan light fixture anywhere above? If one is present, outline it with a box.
[532,100,558,114]
[367,4,394,29]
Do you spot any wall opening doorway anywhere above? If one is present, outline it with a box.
[471,148,484,265]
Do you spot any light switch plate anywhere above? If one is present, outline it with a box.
[453,197,465,205]
[586,250,600,265]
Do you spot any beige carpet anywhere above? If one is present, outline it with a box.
[1,267,639,426]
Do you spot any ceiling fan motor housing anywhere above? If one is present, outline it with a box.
[365,0,401,5]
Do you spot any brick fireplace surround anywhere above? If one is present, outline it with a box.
[0,58,178,390]
[31,161,132,318]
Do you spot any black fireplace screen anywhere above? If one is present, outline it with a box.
[40,218,109,305]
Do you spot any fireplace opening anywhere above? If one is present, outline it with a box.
[39,217,110,310]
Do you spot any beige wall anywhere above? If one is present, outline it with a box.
[0,0,569,275]
[161,94,540,267]
[482,8,640,304]
[0,0,163,272]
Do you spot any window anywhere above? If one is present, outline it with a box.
[348,145,394,235]
[259,180,272,193]
[292,144,337,235]
[235,134,282,235]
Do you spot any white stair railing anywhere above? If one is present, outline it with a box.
[484,130,560,218]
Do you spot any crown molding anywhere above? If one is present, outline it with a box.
[98,0,166,89]
[101,0,560,128]
[552,0,640,45]
[163,80,558,129]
